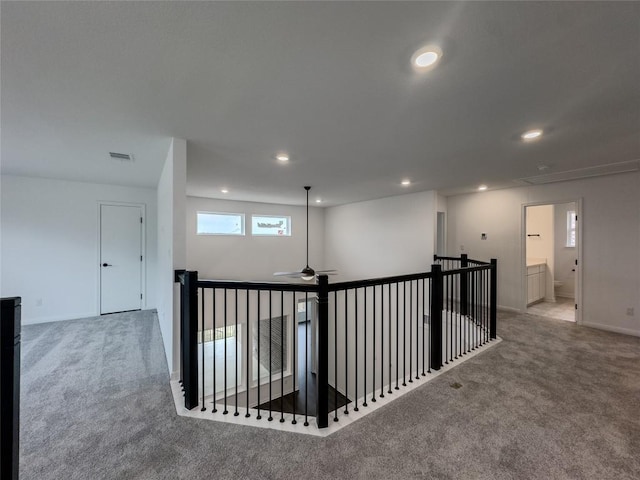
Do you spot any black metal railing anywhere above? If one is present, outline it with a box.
[175,255,497,430]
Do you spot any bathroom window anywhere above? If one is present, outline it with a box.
[566,211,576,247]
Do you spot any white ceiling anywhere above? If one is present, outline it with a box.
[2,2,638,206]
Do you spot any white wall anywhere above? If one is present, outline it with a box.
[156,138,187,374]
[526,204,555,300]
[446,171,640,337]
[0,175,157,324]
[325,191,437,281]
[554,202,577,298]
[186,196,324,281]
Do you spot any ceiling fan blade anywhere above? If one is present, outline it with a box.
[273,271,304,277]
[315,269,338,274]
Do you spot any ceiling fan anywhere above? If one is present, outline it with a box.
[273,186,337,281]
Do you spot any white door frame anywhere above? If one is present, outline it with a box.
[521,198,583,324]
[97,201,147,314]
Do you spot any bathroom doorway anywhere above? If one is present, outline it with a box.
[523,200,582,323]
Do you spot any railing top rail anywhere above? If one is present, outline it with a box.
[467,259,490,266]
[196,278,319,293]
[177,254,494,293]
[327,270,432,292]
[434,255,490,266]
[442,264,492,276]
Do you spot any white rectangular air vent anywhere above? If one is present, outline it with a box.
[518,160,639,185]
[109,152,134,162]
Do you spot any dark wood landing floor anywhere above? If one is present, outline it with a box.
[255,322,350,416]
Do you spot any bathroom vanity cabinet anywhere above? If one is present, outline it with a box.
[526,262,546,305]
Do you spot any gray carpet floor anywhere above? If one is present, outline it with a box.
[20,309,640,479]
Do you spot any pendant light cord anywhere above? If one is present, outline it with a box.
[305,186,310,267]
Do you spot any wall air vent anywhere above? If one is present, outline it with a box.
[518,160,639,185]
[109,152,134,162]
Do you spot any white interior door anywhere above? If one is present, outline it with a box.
[100,204,143,314]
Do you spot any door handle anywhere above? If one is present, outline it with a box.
[102,263,112,267]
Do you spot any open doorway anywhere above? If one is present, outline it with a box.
[523,201,581,323]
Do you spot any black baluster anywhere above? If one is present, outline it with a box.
[363,287,369,406]
[212,289,217,413]
[409,281,413,383]
[473,271,477,350]
[363,288,367,407]
[474,270,481,348]
[454,272,458,360]
[422,278,426,376]
[280,291,285,422]
[402,282,407,387]
[445,275,449,363]
[388,283,392,394]
[427,277,431,373]
[245,290,250,418]
[395,283,399,390]
[372,286,377,403]
[380,284,385,398]
[291,293,296,425]
[269,291,273,422]
[450,273,454,361]
[201,288,206,411]
[354,288,359,412]
[334,292,338,422]
[415,280,419,380]
[223,288,228,414]
[256,292,261,420]
[344,290,349,414]
[304,292,309,426]
[234,289,239,416]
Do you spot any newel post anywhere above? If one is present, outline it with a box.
[175,270,186,385]
[430,264,443,370]
[316,275,329,428]
[490,259,497,339]
[460,254,469,316]
[182,270,199,410]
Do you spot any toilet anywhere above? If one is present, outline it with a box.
[554,280,563,295]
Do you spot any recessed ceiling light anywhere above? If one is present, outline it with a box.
[478,184,488,191]
[315,199,322,203]
[401,179,411,186]
[221,188,229,194]
[276,152,289,162]
[411,45,442,71]
[521,129,543,141]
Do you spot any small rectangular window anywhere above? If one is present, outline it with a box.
[566,211,576,247]
[251,215,291,236]
[197,212,245,235]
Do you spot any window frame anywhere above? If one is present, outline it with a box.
[196,211,246,236]
[250,214,292,237]
[566,210,576,247]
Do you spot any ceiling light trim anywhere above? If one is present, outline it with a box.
[521,129,543,141]
[411,45,442,72]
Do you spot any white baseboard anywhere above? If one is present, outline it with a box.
[582,321,640,338]
[497,305,521,314]
[555,293,575,299]
[21,312,97,325]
